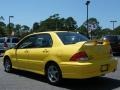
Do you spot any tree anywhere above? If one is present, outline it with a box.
[32,22,40,32]
[6,23,14,36]
[39,14,78,32]
[82,17,101,38]
[83,18,100,30]
[77,25,88,37]
[0,16,6,36]
[0,21,6,36]
[65,17,77,31]
[0,16,5,21]
[100,28,112,38]
[39,14,60,31]
[21,25,30,32]
[113,26,120,35]
[19,25,30,38]
[14,24,21,37]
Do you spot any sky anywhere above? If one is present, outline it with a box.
[0,0,119,29]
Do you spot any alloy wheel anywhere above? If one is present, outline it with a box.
[4,58,12,72]
[46,64,62,84]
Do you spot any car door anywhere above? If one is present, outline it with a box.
[15,35,36,69]
[27,33,53,72]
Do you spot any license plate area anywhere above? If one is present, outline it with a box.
[101,64,108,72]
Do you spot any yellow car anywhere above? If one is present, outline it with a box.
[3,31,117,85]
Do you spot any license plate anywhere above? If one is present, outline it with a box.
[101,64,108,72]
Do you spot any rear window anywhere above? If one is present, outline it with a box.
[57,32,88,45]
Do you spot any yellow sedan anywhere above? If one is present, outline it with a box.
[3,31,117,85]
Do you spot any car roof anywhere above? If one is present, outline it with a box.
[34,31,67,34]
[29,31,69,36]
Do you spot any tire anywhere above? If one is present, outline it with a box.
[46,63,62,85]
[4,57,12,73]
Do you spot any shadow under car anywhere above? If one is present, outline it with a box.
[10,69,120,90]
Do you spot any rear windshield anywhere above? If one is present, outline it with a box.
[57,32,88,45]
[0,38,4,43]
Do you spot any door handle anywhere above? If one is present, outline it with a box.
[24,50,28,53]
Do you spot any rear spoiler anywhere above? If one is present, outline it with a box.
[85,40,110,46]
[98,40,110,45]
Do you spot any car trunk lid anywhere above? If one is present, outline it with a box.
[75,40,111,60]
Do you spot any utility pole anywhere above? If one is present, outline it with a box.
[9,16,14,36]
[110,20,117,30]
[86,0,90,39]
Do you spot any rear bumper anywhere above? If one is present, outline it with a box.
[60,59,117,79]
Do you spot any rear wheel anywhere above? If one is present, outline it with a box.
[4,57,12,73]
[46,63,62,85]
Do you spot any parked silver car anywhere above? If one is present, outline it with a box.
[0,37,19,56]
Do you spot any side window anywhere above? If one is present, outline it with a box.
[35,34,52,48]
[17,35,36,49]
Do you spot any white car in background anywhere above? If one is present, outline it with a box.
[0,37,19,56]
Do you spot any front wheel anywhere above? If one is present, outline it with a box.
[46,63,62,85]
[4,57,12,73]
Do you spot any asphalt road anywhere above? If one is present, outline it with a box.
[0,57,120,90]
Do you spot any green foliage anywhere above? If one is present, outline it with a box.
[77,25,88,37]
[32,22,40,32]
[113,26,120,35]
[38,14,77,32]
[83,18,100,30]
[6,23,14,36]
[101,28,112,36]
[0,22,6,36]
[65,17,78,31]
[21,25,30,31]
[14,24,21,37]
[0,14,120,39]
[81,18,102,39]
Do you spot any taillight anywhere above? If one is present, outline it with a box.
[70,51,88,61]
[4,42,8,48]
